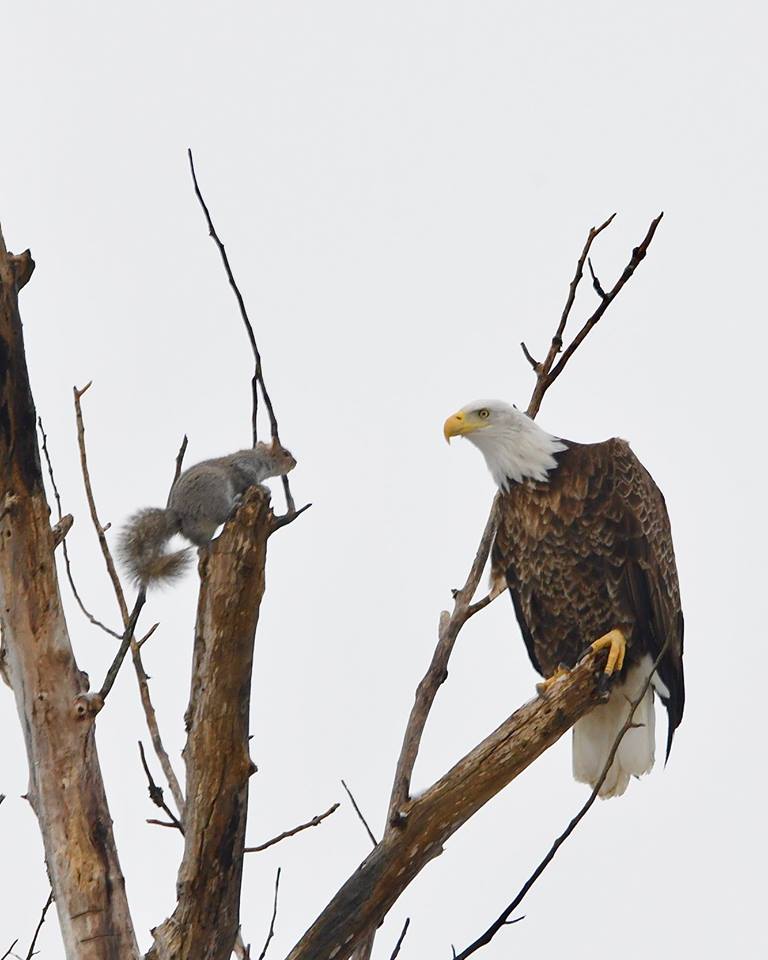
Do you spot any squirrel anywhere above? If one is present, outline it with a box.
[118,441,296,586]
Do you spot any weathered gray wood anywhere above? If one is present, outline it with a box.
[0,228,139,960]
[147,486,271,960]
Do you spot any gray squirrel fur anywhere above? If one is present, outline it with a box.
[118,441,296,585]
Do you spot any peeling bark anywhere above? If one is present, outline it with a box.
[0,231,139,959]
[147,486,271,960]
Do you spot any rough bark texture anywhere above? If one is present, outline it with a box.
[0,231,139,959]
[147,486,271,960]
[286,647,608,960]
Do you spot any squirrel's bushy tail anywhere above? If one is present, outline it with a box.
[117,507,191,586]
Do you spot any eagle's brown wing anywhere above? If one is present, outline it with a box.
[492,438,684,758]
[613,439,684,757]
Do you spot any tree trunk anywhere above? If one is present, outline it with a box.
[0,231,139,959]
[147,486,271,960]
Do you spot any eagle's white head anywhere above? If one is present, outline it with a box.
[443,399,567,489]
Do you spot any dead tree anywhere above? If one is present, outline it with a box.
[0,188,662,960]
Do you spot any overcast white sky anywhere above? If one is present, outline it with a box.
[2,2,766,957]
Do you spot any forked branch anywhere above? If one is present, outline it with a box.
[525,212,662,418]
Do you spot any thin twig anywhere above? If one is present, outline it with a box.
[451,643,669,960]
[38,416,122,639]
[389,918,411,960]
[245,802,339,853]
[72,387,185,816]
[172,435,188,486]
[256,867,281,960]
[387,502,500,822]
[341,780,378,847]
[545,214,664,389]
[138,741,183,833]
[270,501,312,532]
[526,213,663,418]
[95,588,147,706]
[187,148,296,513]
[525,212,616,419]
[24,889,54,960]
[73,383,130,624]
[587,256,607,299]
[137,622,160,650]
[519,342,540,372]
[0,940,17,960]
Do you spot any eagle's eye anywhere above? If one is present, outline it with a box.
[478,408,490,420]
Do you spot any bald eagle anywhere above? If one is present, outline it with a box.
[444,400,684,798]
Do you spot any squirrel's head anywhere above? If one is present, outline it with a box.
[259,439,297,476]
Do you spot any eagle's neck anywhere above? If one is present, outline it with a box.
[470,417,567,489]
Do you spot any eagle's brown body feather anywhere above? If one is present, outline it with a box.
[492,438,684,757]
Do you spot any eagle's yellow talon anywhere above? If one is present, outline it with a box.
[591,628,627,676]
[536,664,570,696]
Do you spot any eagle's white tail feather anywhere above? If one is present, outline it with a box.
[572,655,656,799]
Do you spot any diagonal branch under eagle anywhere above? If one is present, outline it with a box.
[445,400,684,799]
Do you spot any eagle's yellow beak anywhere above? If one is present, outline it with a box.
[444,410,470,443]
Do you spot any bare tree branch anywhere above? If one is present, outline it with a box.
[186,148,297,513]
[452,642,669,959]
[73,382,131,623]
[51,514,73,548]
[89,589,147,711]
[587,256,607,300]
[389,918,410,960]
[139,742,183,834]
[137,622,160,650]
[256,868,281,960]
[285,646,610,960]
[546,214,664,389]
[341,780,378,847]
[0,940,18,960]
[72,387,186,817]
[387,506,501,822]
[526,213,663,418]
[172,434,188,486]
[24,889,54,960]
[38,416,122,639]
[245,803,339,853]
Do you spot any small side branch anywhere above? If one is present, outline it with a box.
[525,213,663,419]
[93,588,147,708]
[341,780,378,847]
[245,802,339,853]
[172,434,188,486]
[139,741,183,834]
[24,889,54,960]
[38,416,121,638]
[256,868,282,960]
[72,387,185,816]
[389,918,410,960]
[73,382,130,623]
[387,502,500,822]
